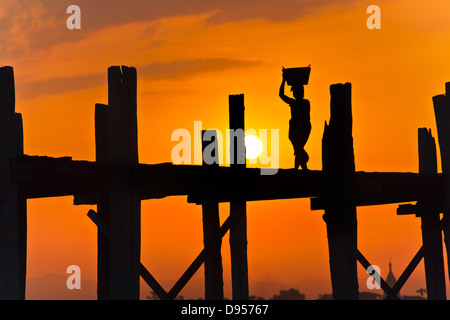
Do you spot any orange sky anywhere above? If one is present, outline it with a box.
[3,0,450,299]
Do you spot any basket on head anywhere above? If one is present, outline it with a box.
[283,66,311,86]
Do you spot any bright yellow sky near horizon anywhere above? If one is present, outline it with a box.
[3,0,450,298]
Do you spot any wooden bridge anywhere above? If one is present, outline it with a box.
[1,65,450,300]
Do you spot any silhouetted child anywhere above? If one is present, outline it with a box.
[279,75,311,170]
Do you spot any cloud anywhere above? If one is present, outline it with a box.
[139,58,261,80]
[0,0,81,59]
[0,0,361,61]
[17,72,105,100]
[3,0,360,97]
[73,0,363,26]
[72,0,351,26]
[17,58,261,100]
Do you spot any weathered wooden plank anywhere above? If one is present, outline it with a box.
[102,66,141,300]
[14,154,447,211]
[14,112,26,300]
[0,66,26,299]
[228,94,249,300]
[417,128,446,300]
[433,91,450,174]
[76,162,444,206]
[311,171,445,210]
[201,130,224,300]
[14,155,107,199]
[14,153,448,212]
[0,66,15,115]
[187,168,324,204]
[432,84,450,285]
[322,83,358,300]
[94,103,110,300]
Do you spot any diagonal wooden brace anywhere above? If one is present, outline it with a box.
[87,209,234,300]
[390,214,448,298]
[356,250,399,299]
[87,209,169,299]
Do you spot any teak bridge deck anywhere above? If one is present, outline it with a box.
[1,65,450,300]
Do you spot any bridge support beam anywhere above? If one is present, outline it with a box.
[95,66,141,300]
[322,83,359,300]
[432,83,450,289]
[229,94,249,300]
[417,128,446,300]
[201,130,224,300]
[0,66,26,300]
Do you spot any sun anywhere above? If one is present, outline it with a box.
[245,135,263,159]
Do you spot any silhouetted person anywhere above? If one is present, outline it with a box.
[279,73,311,170]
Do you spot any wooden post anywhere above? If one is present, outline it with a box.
[432,83,450,285]
[417,128,446,300]
[94,103,110,299]
[229,94,249,300]
[201,130,224,300]
[95,66,141,299]
[322,83,359,300]
[0,66,26,299]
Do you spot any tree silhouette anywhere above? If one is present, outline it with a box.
[359,291,381,300]
[271,288,305,300]
[416,288,426,297]
[146,290,159,300]
[317,293,333,300]
[145,290,184,300]
[249,295,265,300]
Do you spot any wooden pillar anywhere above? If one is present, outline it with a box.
[94,103,110,299]
[417,128,446,300]
[229,94,249,300]
[432,83,450,285]
[0,67,26,300]
[95,66,141,299]
[201,130,224,300]
[322,83,359,300]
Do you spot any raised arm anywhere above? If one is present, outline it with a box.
[279,77,293,104]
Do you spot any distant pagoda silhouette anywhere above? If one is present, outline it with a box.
[386,261,397,289]
[384,260,401,299]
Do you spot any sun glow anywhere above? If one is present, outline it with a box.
[245,135,263,159]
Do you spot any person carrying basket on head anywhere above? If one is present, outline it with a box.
[279,66,312,170]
